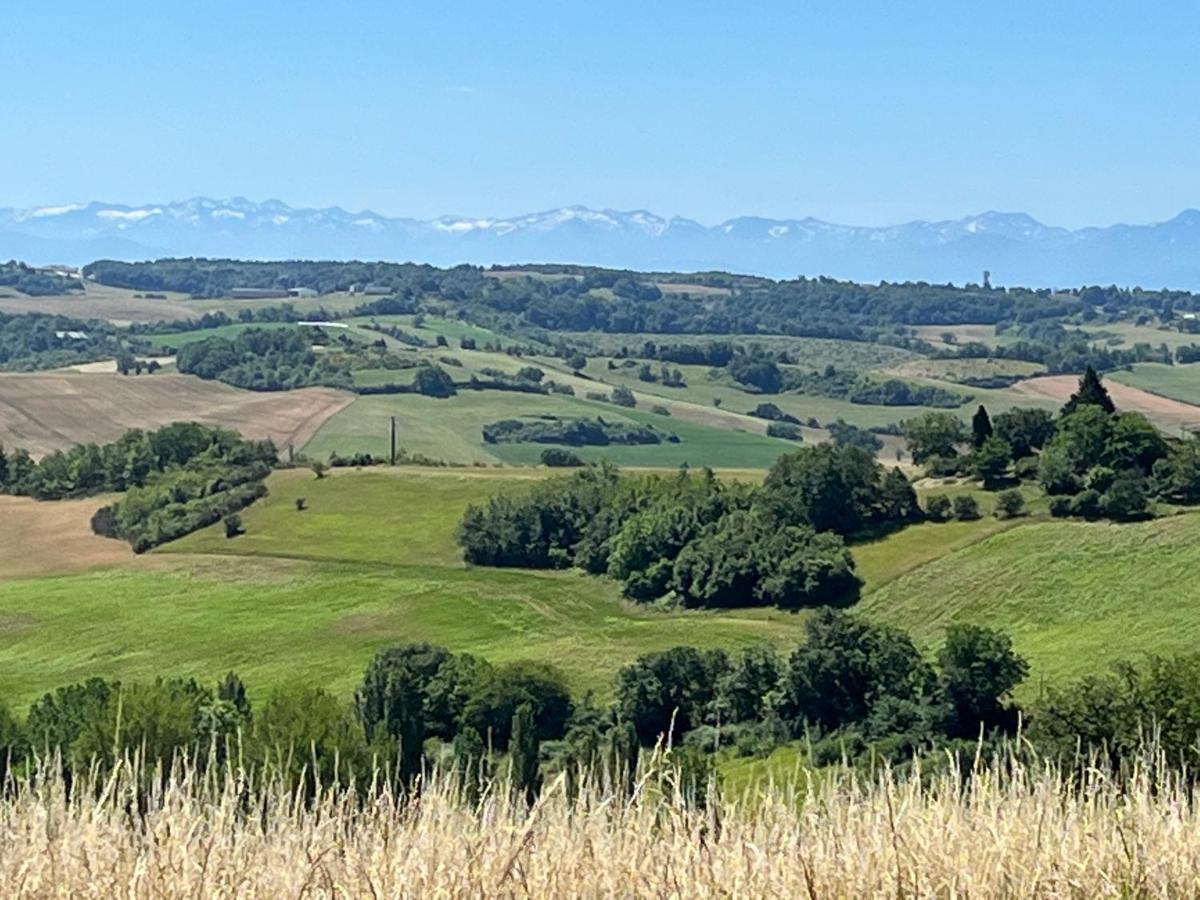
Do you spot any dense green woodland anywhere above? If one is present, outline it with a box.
[82,258,1200,350]
[0,423,277,552]
[0,312,126,371]
[457,450,919,608]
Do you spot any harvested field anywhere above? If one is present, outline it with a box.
[0,373,353,456]
[1013,374,1200,430]
[0,283,199,324]
[0,494,131,579]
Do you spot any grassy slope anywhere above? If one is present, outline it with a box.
[859,512,1200,693]
[0,470,807,707]
[302,389,795,468]
[1110,362,1200,405]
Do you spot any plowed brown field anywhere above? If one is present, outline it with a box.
[0,373,353,457]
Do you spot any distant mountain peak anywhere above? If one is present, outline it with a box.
[2,197,1200,288]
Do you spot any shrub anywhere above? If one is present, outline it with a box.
[610,385,636,408]
[766,422,803,441]
[952,495,980,521]
[224,515,243,538]
[540,448,584,467]
[993,489,1025,519]
[924,494,952,521]
[412,364,457,398]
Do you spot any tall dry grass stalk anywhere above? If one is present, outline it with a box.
[0,750,1198,897]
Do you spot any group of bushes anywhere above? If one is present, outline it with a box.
[481,416,677,447]
[86,429,277,552]
[458,446,922,609]
[780,364,968,407]
[0,422,274,502]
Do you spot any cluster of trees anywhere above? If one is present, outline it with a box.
[176,327,354,391]
[902,369,1200,521]
[458,448,922,609]
[0,262,82,296]
[481,416,676,447]
[0,423,273,503]
[81,427,277,552]
[617,613,1028,760]
[1036,370,1184,519]
[0,646,588,798]
[782,365,968,407]
[941,322,1174,374]
[0,312,125,372]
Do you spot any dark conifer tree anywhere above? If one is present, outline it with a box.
[1062,366,1116,416]
[971,405,993,448]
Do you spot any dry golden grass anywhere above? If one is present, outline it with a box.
[2,751,1199,897]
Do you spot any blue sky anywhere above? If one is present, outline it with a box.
[5,0,1198,226]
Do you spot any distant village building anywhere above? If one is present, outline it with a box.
[36,265,81,279]
[349,283,391,296]
[288,287,319,298]
[54,330,89,341]
[230,287,291,299]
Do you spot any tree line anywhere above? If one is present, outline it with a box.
[3,626,1196,798]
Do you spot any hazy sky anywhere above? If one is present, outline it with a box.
[5,0,1198,226]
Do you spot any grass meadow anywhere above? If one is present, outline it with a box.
[2,464,1196,716]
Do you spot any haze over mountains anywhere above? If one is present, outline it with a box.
[4,197,1200,289]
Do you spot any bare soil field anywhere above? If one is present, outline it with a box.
[1014,374,1200,430]
[0,283,199,324]
[0,373,353,456]
[0,494,131,579]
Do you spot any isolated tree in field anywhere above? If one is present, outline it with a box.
[223,515,243,538]
[1062,365,1116,416]
[903,412,968,465]
[937,625,1028,737]
[971,405,993,449]
[972,436,1012,489]
[311,460,328,479]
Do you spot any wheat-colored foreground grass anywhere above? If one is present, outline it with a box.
[1,752,1198,897]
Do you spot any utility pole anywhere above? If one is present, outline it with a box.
[390,416,397,466]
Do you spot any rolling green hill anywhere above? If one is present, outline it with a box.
[860,512,1200,692]
[1,464,1195,713]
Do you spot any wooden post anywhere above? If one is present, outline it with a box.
[390,416,397,466]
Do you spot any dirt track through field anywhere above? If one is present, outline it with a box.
[1013,374,1200,430]
[0,373,354,457]
[0,494,133,579]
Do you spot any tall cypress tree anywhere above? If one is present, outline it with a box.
[971,405,993,449]
[1062,366,1116,416]
[510,702,541,804]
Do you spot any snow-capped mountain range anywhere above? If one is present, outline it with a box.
[4,198,1200,288]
